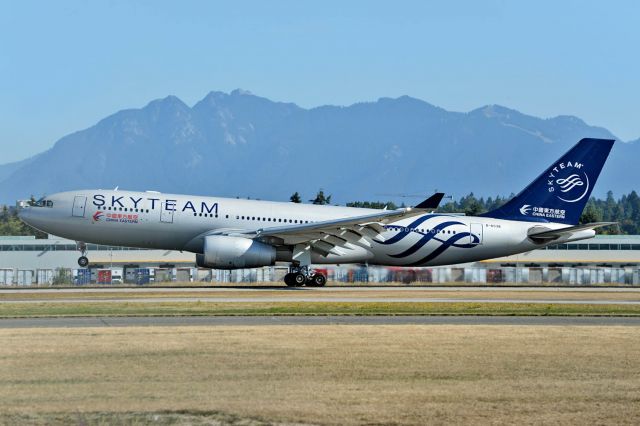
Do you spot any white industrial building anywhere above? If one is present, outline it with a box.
[0,234,639,285]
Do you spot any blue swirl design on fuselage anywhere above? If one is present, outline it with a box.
[378,215,479,266]
[388,220,465,258]
[379,214,448,246]
[406,231,479,266]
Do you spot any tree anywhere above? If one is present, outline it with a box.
[579,201,602,225]
[311,189,331,205]
[0,204,47,238]
[289,192,302,203]
[346,201,398,210]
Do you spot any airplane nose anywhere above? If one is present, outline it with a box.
[17,205,31,222]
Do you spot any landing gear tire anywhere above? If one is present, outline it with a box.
[284,273,295,287]
[78,256,89,268]
[312,274,327,287]
[284,272,306,287]
[293,273,306,287]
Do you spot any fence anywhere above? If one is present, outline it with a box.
[199,265,640,286]
[0,266,638,286]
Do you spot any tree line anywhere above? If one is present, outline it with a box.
[1,190,638,237]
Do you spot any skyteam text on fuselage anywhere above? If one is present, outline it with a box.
[19,138,615,286]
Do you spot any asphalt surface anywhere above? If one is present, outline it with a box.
[2,315,640,328]
[2,286,639,305]
[2,296,640,305]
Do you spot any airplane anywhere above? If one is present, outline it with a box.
[18,138,615,287]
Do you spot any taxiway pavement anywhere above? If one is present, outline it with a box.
[2,315,640,328]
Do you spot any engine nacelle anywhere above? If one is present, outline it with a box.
[196,235,276,269]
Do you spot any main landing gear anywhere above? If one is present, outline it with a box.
[284,266,327,287]
[77,242,89,267]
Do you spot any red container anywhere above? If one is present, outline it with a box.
[97,269,112,284]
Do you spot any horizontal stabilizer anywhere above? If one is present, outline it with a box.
[527,222,617,241]
[415,192,445,209]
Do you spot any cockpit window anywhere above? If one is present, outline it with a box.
[33,198,53,208]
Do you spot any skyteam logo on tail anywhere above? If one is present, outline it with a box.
[547,161,590,203]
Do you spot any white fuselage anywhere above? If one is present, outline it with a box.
[19,189,595,267]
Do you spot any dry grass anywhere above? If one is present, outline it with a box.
[1,325,639,425]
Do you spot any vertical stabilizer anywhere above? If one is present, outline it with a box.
[481,138,614,225]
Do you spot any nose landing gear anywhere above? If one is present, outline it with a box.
[76,242,89,267]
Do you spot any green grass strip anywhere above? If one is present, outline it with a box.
[1,301,640,318]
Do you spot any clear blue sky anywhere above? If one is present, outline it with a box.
[1,0,638,163]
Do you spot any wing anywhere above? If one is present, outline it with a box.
[238,208,427,256]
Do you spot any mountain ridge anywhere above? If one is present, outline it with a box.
[0,90,636,205]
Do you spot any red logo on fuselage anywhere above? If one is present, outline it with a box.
[93,211,103,221]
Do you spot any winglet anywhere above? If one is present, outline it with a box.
[415,192,445,209]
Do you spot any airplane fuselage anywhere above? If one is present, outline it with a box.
[19,189,592,268]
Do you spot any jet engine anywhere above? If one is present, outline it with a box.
[196,235,276,269]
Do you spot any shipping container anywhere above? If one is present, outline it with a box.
[16,270,34,286]
[154,268,172,283]
[97,269,112,284]
[464,268,487,283]
[0,269,14,285]
[176,268,191,283]
[75,268,91,285]
[36,269,54,285]
[133,268,150,285]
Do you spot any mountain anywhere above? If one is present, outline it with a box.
[0,90,637,205]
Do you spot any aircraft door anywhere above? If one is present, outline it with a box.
[72,196,87,217]
[160,203,174,223]
[469,223,483,245]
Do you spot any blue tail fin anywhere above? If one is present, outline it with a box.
[480,138,614,225]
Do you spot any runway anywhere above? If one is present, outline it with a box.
[1,286,639,305]
[3,296,640,304]
[2,315,640,328]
